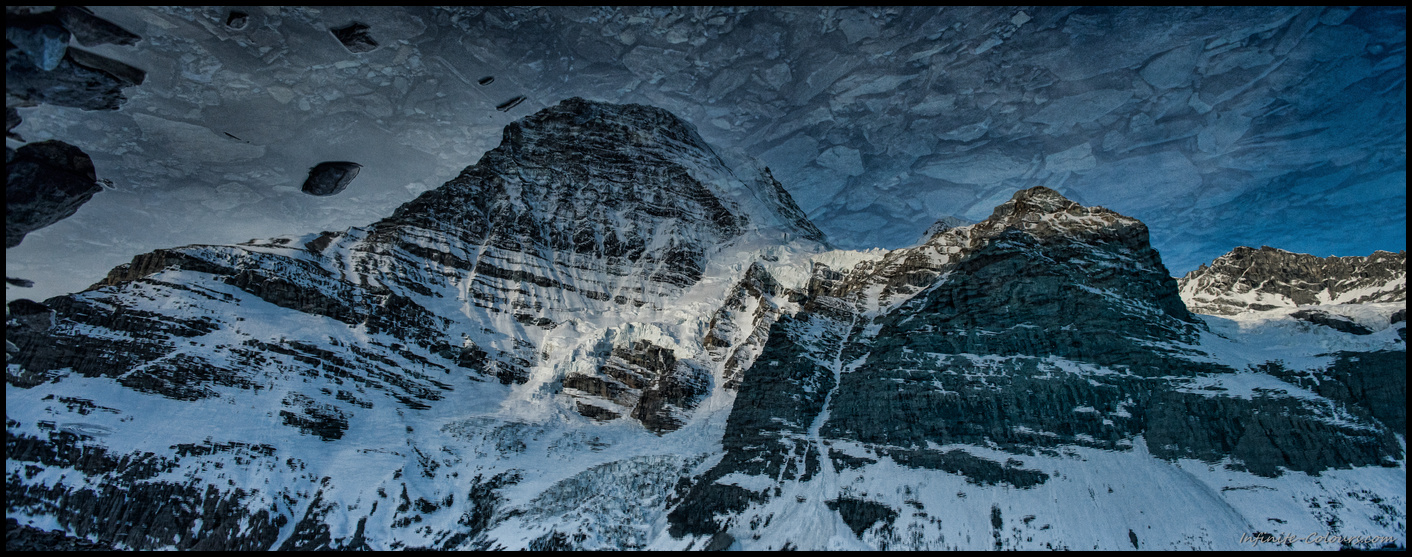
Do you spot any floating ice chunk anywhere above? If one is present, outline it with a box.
[330,22,378,53]
[266,85,294,104]
[301,161,362,196]
[1195,111,1250,155]
[1024,89,1134,129]
[973,37,1003,55]
[132,113,265,163]
[1065,151,1199,212]
[834,74,917,103]
[68,47,145,86]
[909,94,956,116]
[202,183,264,211]
[1140,43,1200,89]
[496,96,527,112]
[57,6,142,46]
[760,63,791,90]
[226,11,249,29]
[1044,142,1096,174]
[622,46,690,79]
[937,118,990,143]
[6,107,22,141]
[836,9,881,44]
[6,24,69,71]
[915,151,1030,185]
[6,140,102,249]
[816,145,864,176]
[758,134,820,174]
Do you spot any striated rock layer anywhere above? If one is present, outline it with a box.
[1178,246,1406,315]
[6,100,1406,551]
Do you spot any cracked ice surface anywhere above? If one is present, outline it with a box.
[5,6,1407,303]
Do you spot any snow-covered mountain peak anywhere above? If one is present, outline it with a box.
[824,186,1182,321]
[1179,246,1407,315]
[967,186,1144,243]
[916,215,971,244]
[991,185,1078,215]
[372,98,824,263]
[502,97,723,170]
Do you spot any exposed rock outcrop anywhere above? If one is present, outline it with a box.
[6,140,103,248]
[1290,308,1375,335]
[7,298,55,331]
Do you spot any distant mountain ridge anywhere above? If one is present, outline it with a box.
[1178,246,1406,316]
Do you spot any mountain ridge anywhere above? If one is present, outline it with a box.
[1178,245,1407,316]
[6,100,1406,550]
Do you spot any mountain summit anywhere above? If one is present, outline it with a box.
[6,102,1405,551]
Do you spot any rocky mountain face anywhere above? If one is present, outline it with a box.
[6,101,1406,550]
[1178,246,1407,315]
[668,187,1404,548]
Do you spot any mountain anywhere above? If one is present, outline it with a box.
[1177,247,1407,316]
[6,100,1406,550]
[668,187,1405,550]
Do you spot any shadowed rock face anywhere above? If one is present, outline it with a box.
[669,187,1404,539]
[703,262,787,390]
[6,517,119,551]
[7,298,54,331]
[6,140,102,248]
[564,339,710,433]
[1178,246,1407,315]
[1290,308,1375,335]
[373,97,820,305]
